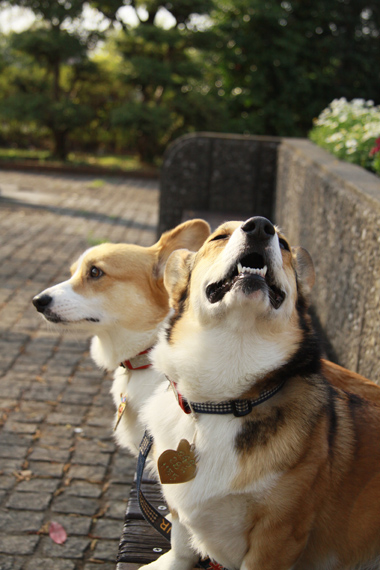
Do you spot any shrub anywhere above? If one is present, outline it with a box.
[309,98,380,176]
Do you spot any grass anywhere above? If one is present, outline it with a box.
[0,147,153,173]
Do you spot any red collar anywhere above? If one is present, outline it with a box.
[171,381,192,414]
[120,348,153,371]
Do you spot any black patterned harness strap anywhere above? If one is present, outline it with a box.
[136,431,226,570]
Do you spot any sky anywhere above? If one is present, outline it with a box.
[0,4,176,34]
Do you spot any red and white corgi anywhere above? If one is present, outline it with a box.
[32,219,210,454]
[142,217,380,570]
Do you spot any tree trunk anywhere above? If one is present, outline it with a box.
[52,130,68,161]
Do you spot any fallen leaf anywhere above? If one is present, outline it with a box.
[13,470,33,482]
[49,521,67,545]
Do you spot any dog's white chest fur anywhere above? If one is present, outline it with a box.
[143,385,280,570]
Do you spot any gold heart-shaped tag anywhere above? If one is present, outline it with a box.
[157,439,197,484]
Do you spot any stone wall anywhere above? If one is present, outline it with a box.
[158,132,280,236]
[159,133,380,381]
[275,138,380,381]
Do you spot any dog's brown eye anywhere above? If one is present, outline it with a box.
[210,234,229,242]
[89,266,103,279]
[279,238,290,251]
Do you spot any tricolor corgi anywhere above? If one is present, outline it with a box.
[32,219,210,454]
[142,216,380,570]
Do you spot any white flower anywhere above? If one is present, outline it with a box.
[326,132,343,143]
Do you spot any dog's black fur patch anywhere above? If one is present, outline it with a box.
[235,291,322,453]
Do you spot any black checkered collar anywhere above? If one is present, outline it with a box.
[168,377,286,418]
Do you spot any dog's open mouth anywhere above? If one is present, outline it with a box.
[205,252,285,309]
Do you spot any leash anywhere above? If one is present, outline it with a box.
[136,431,172,540]
[136,431,225,570]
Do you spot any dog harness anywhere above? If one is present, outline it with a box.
[120,348,153,370]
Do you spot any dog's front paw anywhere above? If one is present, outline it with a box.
[139,549,197,570]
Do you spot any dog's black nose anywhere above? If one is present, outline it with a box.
[241,217,275,240]
[32,293,52,313]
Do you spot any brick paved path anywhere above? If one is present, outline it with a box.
[0,170,159,570]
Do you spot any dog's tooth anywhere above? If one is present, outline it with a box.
[237,262,243,274]
[262,265,267,277]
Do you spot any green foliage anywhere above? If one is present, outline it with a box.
[10,28,87,67]
[212,0,380,137]
[1,0,380,163]
[309,98,380,175]
[3,0,86,25]
[103,1,223,162]
[0,0,101,159]
[0,146,145,170]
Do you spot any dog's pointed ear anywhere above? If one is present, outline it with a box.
[292,246,315,297]
[164,249,195,308]
[155,219,210,279]
[70,260,78,276]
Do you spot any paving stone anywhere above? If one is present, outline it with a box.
[37,425,75,448]
[0,458,24,474]
[75,439,116,455]
[67,464,107,483]
[0,432,33,447]
[24,558,76,570]
[23,386,63,402]
[51,494,99,516]
[71,451,111,467]
[104,483,132,501]
[0,554,24,570]
[93,518,123,540]
[0,509,44,532]
[106,500,128,520]
[28,446,71,463]
[0,171,159,570]
[28,461,64,478]
[17,477,59,493]
[6,491,52,511]
[109,455,136,484]
[40,536,91,559]
[0,445,29,459]
[0,399,18,411]
[0,476,15,491]
[2,421,38,435]
[65,480,102,498]
[46,413,84,426]
[0,533,39,555]
[91,538,119,562]
[49,514,92,536]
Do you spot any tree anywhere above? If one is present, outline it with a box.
[94,0,225,162]
[213,0,380,137]
[0,0,102,159]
